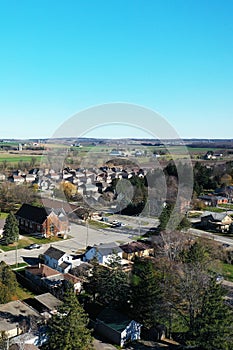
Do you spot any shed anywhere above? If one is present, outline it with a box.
[95,308,141,347]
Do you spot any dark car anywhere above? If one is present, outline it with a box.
[25,243,42,250]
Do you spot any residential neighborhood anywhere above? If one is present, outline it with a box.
[1,147,233,349]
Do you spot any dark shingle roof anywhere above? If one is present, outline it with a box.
[16,204,49,224]
[120,241,151,254]
[16,203,68,225]
[59,262,70,270]
[44,246,66,260]
[95,242,122,256]
[96,308,133,333]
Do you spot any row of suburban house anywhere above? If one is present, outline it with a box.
[3,240,155,347]
[0,237,154,348]
[23,240,155,297]
[1,165,145,188]
[198,186,233,206]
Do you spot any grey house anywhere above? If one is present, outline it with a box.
[84,242,123,264]
[201,211,233,232]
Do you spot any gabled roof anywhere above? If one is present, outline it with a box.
[43,246,67,260]
[97,308,136,333]
[120,241,151,254]
[63,273,81,285]
[41,197,79,214]
[25,264,60,278]
[15,203,64,224]
[93,242,122,256]
[201,211,232,222]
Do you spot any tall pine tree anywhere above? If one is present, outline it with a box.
[2,212,19,245]
[190,278,233,349]
[130,257,162,328]
[44,285,93,350]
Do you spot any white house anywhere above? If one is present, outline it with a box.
[84,242,123,265]
[43,246,72,273]
[25,174,37,183]
[95,308,141,347]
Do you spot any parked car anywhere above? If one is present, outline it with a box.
[25,243,42,250]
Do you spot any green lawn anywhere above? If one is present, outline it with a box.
[11,262,28,270]
[0,235,64,252]
[220,263,233,282]
[0,154,41,164]
[203,207,226,213]
[219,203,233,210]
[0,212,8,219]
[13,284,35,300]
[89,220,110,229]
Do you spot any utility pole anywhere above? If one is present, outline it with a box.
[85,218,89,249]
[15,238,18,268]
[138,216,141,237]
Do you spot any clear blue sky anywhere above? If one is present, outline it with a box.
[1,0,233,139]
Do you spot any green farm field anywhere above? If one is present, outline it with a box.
[0,154,41,164]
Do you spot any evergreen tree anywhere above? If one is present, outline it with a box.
[158,204,173,231]
[0,282,11,304]
[2,212,19,245]
[44,286,93,350]
[0,261,17,294]
[84,259,107,302]
[85,256,130,309]
[190,278,233,349]
[130,257,162,328]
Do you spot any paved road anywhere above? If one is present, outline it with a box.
[189,228,233,246]
[3,218,232,266]
[93,338,117,350]
[0,221,140,265]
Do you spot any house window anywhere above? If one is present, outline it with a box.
[50,224,55,235]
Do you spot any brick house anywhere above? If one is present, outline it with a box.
[15,203,70,238]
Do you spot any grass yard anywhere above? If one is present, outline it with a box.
[10,262,28,270]
[13,284,35,300]
[0,235,64,251]
[219,203,233,210]
[0,212,8,219]
[89,220,110,229]
[203,207,226,213]
[220,263,233,282]
[0,154,41,164]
